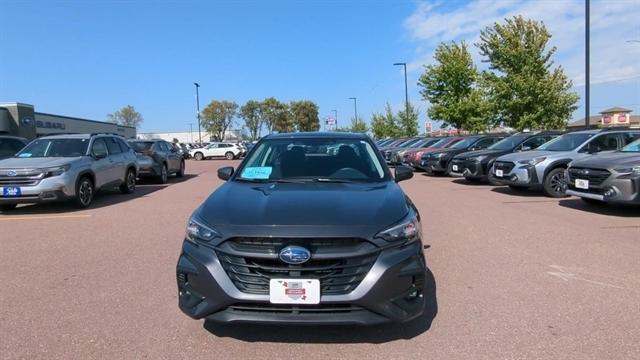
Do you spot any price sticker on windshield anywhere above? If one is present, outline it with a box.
[241,166,272,179]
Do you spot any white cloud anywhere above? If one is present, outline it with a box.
[403,0,640,86]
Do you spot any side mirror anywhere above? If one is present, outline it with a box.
[217,166,234,181]
[93,151,107,160]
[394,165,413,183]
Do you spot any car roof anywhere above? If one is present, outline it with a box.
[38,133,94,139]
[265,132,370,140]
[0,135,28,141]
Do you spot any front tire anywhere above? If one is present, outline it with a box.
[225,151,235,160]
[194,152,204,161]
[157,164,168,184]
[543,168,568,198]
[120,169,136,194]
[75,176,94,208]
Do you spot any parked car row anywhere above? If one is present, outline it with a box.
[376,128,640,206]
[0,133,187,211]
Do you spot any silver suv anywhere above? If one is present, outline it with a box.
[0,133,138,211]
[491,129,640,197]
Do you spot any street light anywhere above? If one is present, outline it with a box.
[348,97,358,126]
[585,0,590,129]
[193,82,202,143]
[186,123,193,142]
[393,62,409,119]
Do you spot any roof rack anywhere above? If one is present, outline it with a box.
[598,126,637,132]
[90,132,125,137]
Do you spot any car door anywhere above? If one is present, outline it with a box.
[90,137,119,188]
[164,142,181,172]
[206,143,221,157]
[105,136,126,182]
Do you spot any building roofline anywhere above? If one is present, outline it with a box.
[34,112,136,129]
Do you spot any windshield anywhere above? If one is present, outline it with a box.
[537,133,593,151]
[16,138,89,158]
[451,137,480,149]
[129,141,154,152]
[398,138,422,148]
[621,139,640,152]
[488,135,529,150]
[409,138,433,148]
[236,138,388,182]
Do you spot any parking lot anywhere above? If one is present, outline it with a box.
[1,159,639,359]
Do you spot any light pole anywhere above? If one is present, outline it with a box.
[348,97,358,126]
[585,0,590,129]
[331,109,338,130]
[187,123,193,142]
[193,82,202,143]
[393,62,409,119]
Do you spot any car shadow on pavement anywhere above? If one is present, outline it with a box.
[0,174,198,215]
[558,198,640,218]
[451,178,494,187]
[203,268,438,344]
[491,187,546,198]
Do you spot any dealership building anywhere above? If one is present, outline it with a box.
[0,102,136,140]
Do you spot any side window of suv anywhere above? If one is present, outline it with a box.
[474,137,498,150]
[623,133,640,145]
[521,136,550,151]
[105,137,122,155]
[116,138,131,153]
[583,134,619,153]
[91,138,108,158]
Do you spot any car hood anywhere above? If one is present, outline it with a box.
[453,149,504,160]
[0,157,80,169]
[198,181,409,229]
[571,152,640,169]
[497,150,567,162]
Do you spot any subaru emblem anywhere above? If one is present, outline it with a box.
[7,170,17,177]
[279,246,311,265]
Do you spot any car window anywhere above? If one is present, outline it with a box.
[488,134,530,150]
[91,138,108,157]
[475,137,499,149]
[622,133,640,145]
[237,138,388,182]
[105,137,122,155]
[129,141,153,152]
[621,138,640,152]
[537,133,594,151]
[0,138,26,157]
[522,136,552,150]
[583,134,619,152]
[117,138,131,152]
[207,143,218,149]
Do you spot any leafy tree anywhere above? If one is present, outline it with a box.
[240,100,263,141]
[349,117,368,133]
[172,138,179,143]
[260,97,290,133]
[397,102,419,137]
[383,103,403,138]
[201,100,238,141]
[477,16,578,130]
[370,112,387,139]
[418,41,490,132]
[290,100,320,132]
[107,105,144,128]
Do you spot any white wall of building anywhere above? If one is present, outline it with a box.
[137,130,242,143]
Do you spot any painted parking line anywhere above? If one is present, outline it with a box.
[0,214,92,221]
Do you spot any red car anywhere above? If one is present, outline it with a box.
[405,137,465,169]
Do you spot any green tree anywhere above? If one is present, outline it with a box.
[172,138,179,144]
[477,16,578,130]
[201,100,238,141]
[349,117,368,133]
[107,105,143,128]
[418,41,491,132]
[290,100,320,131]
[240,100,263,141]
[260,97,290,133]
[370,112,387,139]
[397,102,419,137]
[383,103,403,138]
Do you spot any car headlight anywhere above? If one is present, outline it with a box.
[375,215,421,244]
[43,164,71,178]
[614,166,640,176]
[517,157,547,166]
[185,215,221,243]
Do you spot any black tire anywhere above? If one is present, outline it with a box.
[75,176,94,208]
[581,197,606,206]
[157,164,168,184]
[194,152,204,161]
[225,151,235,160]
[176,160,185,178]
[543,168,568,198]
[119,169,136,194]
[1,204,18,211]
[508,185,528,191]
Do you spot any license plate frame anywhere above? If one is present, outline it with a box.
[452,164,459,171]
[1,186,22,197]
[575,179,589,190]
[269,279,320,304]
[495,169,504,177]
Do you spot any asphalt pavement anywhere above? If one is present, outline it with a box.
[1,160,639,359]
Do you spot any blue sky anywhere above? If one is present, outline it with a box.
[1,0,638,134]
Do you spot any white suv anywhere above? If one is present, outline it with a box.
[190,142,243,160]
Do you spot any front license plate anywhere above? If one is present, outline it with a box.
[269,279,320,304]
[1,187,22,197]
[452,164,459,171]
[495,169,504,177]
[575,179,589,189]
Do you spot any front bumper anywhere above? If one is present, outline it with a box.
[492,163,540,187]
[419,158,447,173]
[176,239,428,325]
[449,158,486,179]
[0,173,76,204]
[566,176,640,205]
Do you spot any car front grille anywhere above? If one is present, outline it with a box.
[0,169,44,187]
[568,167,611,186]
[494,161,515,173]
[215,237,379,296]
[228,303,365,314]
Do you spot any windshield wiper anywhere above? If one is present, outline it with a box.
[311,178,357,183]
[235,178,307,183]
